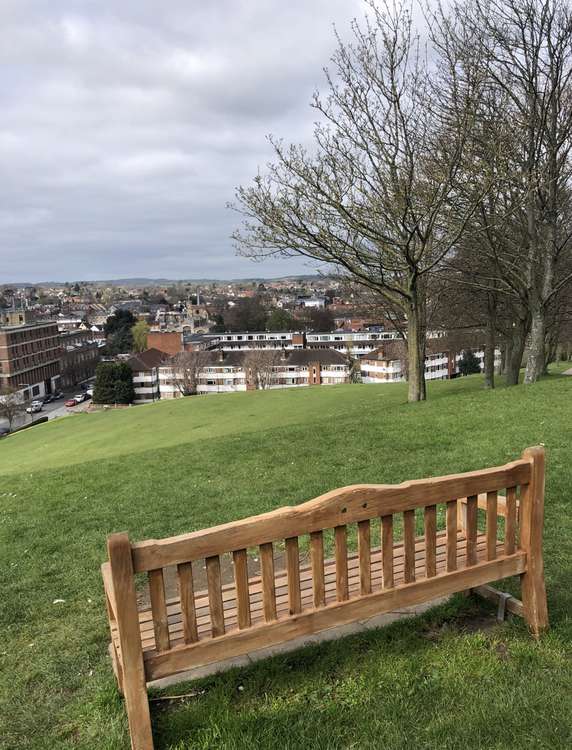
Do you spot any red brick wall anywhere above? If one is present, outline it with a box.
[308,362,321,385]
[147,331,183,356]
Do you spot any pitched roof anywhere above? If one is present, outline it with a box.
[286,349,348,366]
[161,348,349,369]
[126,348,167,372]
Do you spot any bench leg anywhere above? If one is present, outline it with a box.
[520,447,549,638]
[521,567,549,637]
[108,533,155,750]
[123,673,154,750]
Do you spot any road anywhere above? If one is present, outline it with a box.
[0,393,91,433]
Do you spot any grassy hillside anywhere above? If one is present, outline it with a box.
[1,370,572,750]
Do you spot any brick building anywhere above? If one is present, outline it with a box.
[60,329,101,387]
[0,321,62,400]
[147,330,185,356]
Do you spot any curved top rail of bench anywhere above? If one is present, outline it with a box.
[128,456,533,572]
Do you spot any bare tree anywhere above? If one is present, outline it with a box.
[441,0,572,383]
[231,1,485,402]
[170,351,210,396]
[243,350,281,390]
[0,387,27,431]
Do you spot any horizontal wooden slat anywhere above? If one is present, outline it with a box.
[131,460,531,571]
[472,584,524,617]
[143,553,526,680]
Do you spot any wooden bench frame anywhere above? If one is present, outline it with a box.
[102,446,548,750]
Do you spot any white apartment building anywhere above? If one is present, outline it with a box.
[158,349,349,398]
[360,346,501,384]
[307,330,401,356]
[211,331,306,351]
[126,348,166,404]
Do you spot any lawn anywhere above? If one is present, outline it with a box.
[1,368,572,750]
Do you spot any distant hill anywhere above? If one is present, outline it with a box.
[3,274,325,288]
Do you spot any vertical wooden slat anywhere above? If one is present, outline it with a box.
[505,485,517,555]
[259,542,277,621]
[233,549,251,630]
[457,497,468,534]
[206,555,224,637]
[466,494,478,566]
[148,568,170,652]
[424,504,437,578]
[285,537,302,615]
[358,520,372,595]
[486,490,498,560]
[177,561,198,643]
[403,509,416,583]
[446,499,458,572]
[310,530,325,607]
[381,515,394,588]
[334,525,349,601]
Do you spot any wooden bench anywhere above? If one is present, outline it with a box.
[102,446,548,750]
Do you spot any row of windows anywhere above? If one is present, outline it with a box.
[222,334,291,341]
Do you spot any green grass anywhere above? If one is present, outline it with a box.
[1,367,572,750]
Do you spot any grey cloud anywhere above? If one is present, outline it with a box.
[0,0,364,282]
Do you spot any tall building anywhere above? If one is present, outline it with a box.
[0,321,62,400]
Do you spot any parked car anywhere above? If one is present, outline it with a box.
[43,393,53,404]
[26,400,43,414]
[73,393,87,403]
[0,425,10,437]
[65,398,78,407]
[52,390,64,400]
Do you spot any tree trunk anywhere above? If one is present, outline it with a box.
[524,308,545,383]
[504,321,528,386]
[406,289,426,402]
[484,298,496,389]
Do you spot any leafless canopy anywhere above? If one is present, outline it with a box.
[169,351,211,396]
[0,387,27,430]
[243,349,281,390]
[231,0,486,401]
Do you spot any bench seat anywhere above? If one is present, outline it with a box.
[110,528,502,670]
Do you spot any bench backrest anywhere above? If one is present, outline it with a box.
[105,446,545,682]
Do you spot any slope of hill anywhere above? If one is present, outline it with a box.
[1,371,571,750]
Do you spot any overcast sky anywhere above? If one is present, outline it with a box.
[0,0,368,284]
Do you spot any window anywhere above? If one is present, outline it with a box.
[32,385,40,396]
